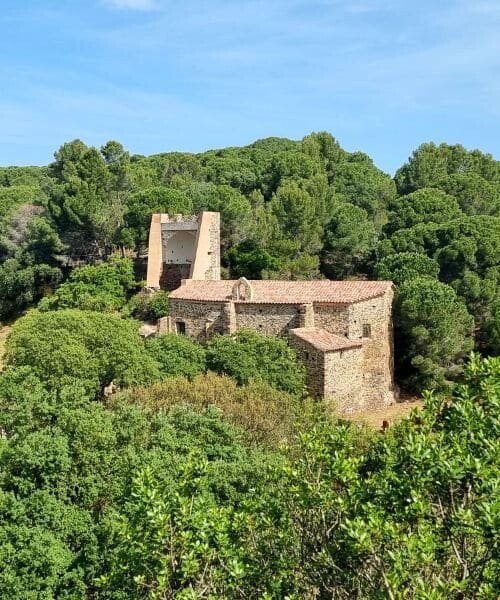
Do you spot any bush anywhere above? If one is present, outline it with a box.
[0,367,267,598]
[146,333,206,381]
[206,329,305,395]
[121,371,311,448]
[126,289,169,320]
[0,259,61,320]
[40,255,137,312]
[5,309,160,396]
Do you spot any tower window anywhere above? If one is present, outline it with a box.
[362,324,372,338]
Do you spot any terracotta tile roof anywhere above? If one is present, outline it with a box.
[169,279,392,304]
[290,328,362,352]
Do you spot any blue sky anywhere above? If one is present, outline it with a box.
[1,0,499,174]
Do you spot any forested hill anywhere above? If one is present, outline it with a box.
[0,133,499,389]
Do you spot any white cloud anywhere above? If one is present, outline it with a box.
[104,0,157,10]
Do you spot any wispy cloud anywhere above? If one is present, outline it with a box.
[103,0,157,10]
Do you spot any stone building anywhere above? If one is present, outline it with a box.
[166,278,395,413]
[146,212,220,290]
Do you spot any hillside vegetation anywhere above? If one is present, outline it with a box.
[0,134,499,597]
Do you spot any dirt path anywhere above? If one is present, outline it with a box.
[344,397,423,429]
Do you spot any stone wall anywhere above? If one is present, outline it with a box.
[169,299,227,342]
[297,303,314,328]
[288,333,325,398]
[190,212,220,281]
[235,304,301,336]
[348,290,395,409]
[168,288,395,414]
[324,348,363,413]
[160,263,191,291]
[313,304,350,336]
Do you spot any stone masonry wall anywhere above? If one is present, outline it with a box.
[288,334,325,398]
[190,212,220,281]
[160,264,191,291]
[348,290,395,409]
[168,289,395,414]
[169,299,227,342]
[324,348,363,414]
[313,304,350,336]
[235,304,301,337]
[207,213,220,280]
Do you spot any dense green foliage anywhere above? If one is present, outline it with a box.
[126,289,170,320]
[0,368,272,598]
[1,345,496,598]
[146,333,207,381]
[206,329,306,395]
[1,135,498,597]
[122,372,307,449]
[5,309,160,396]
[101,354,500,599]
[395,277,475,389]
[39,255,137,312]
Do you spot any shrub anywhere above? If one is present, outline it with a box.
[206,329,305,395]
[120,372,311,448]
[5,309,160,396]
[40,255,137,312]
[146,333,206,381]
[126,289,169,320]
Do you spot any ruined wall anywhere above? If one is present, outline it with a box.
[348,290,395,409]
[313,304,350,336]
[235,304,301,336]
[147,212,220,289]
[159,264,191,291]
[288,334,325,398]
[324,348,364,414]
[146,214,163,288]
[190,212,220,281]
[169,299,227,342]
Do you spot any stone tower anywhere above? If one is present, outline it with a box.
[146,212,220,290]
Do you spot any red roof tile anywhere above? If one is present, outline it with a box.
[290,328,362,352]
[169,279,392,304]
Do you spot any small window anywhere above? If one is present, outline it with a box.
[362,324,372,338]
[176,321,186,335]
[305,351,310,360]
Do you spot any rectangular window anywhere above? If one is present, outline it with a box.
[362,324,372,338]
[176,321,186,335]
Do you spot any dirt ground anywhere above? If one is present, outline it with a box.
[344,395,424,429]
